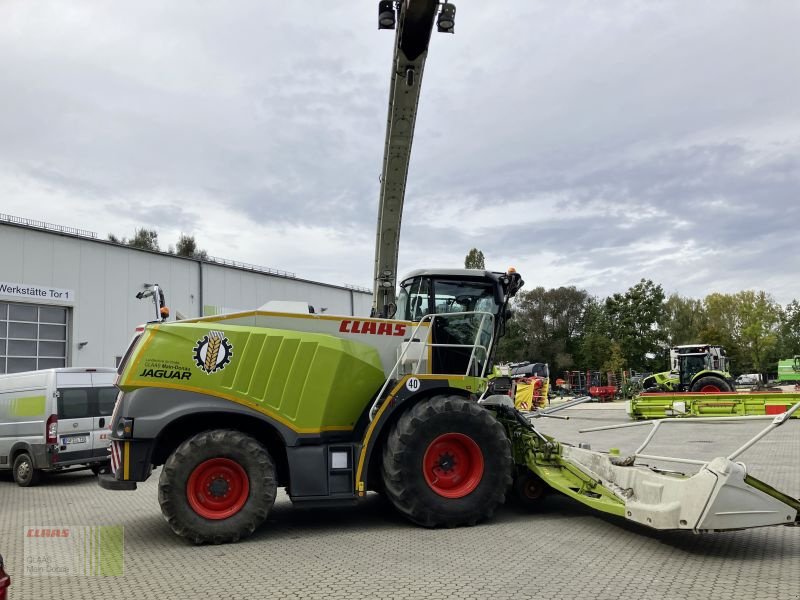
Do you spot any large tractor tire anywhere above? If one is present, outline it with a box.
[381,395,512,528]
[691,376,733,393]
[158,429,277,544]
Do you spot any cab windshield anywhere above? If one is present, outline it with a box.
[396,278,500,322]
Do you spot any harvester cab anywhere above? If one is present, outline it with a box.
[394,269,523,377]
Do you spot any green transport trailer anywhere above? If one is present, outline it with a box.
[777,356,800,385]
[628,391,800,419]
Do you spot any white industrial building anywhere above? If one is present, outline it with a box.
[0,215,372,374]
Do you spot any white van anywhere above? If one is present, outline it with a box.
[0,367,116,486]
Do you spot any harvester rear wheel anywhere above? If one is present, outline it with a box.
[158,429,276,544]
[691,376,733,393]
[381,395,512,527]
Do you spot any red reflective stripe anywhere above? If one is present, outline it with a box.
[110,442,121,474]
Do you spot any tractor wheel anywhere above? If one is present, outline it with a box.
[691,376,733,393]
[381,395,512,528]
[512,470,547,510]
[13,453,41,487]
[158,429,276,544]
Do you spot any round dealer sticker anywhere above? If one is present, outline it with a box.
[405,377,420,392]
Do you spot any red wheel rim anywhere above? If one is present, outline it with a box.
[423,433,484,498]
[186,458,249,520]
[700,385,721,392]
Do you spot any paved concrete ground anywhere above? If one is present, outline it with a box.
[0,406,797,600]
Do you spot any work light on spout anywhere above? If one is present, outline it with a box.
[437,2,456,33]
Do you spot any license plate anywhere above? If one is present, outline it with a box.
[63,436,87,445]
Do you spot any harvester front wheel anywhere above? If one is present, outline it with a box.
[691,376,733,393]
[381,395,512,527]
[158,429,277,544]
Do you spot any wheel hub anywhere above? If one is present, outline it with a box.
[423,433,484,499]
[208,477,230,498]
[437,452,456,473]
[186,458,250,520]
[17,462,30,479]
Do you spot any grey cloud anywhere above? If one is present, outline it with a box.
[0,1,798,303]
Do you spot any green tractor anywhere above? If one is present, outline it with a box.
[642,344,735,393]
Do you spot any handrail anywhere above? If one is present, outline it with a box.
[1,212,98,238]
[368,310,496,421]
[578,400,800,467]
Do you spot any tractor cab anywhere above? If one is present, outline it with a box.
[394,269,523,376]
[677,352,712,387]
[644,344,734,392]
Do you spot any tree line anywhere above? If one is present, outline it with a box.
[494,279,800,377]
[108,228,208,260]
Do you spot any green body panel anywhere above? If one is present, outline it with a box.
[120,322,386,432]
[7,395,46,418]
[501,417,625,518]
[629,392,800,419]
[648,370,679,390]
[777,357,800,383]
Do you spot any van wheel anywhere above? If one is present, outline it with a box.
[158,430,277,544]
[13,453,41,487]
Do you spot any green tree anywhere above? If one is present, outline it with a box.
[128,228,160,251]
[496,286,590,372]
[736,291,781,373]
[602,342,626,374]
[662,294,708,346]
[575,298,614,370]
[604,279,666,371]
[703,291,782,373]
[175,234,209,260]
[778,300,800,358]
[464,248,485,270]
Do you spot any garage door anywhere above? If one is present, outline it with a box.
[0,301,68,374]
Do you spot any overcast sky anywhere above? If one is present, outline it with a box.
[1,1,798,304]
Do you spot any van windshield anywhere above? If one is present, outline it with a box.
[57,387,117,418]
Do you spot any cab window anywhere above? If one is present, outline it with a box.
[398,277,432,321]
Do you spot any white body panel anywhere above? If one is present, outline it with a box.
[562,446,797,531]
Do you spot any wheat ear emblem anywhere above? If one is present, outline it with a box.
[205,331,223,371]
[193,330,233,374]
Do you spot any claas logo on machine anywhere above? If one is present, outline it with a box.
[193,330,233,374]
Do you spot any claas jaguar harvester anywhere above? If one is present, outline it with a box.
[99,1,800,544]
